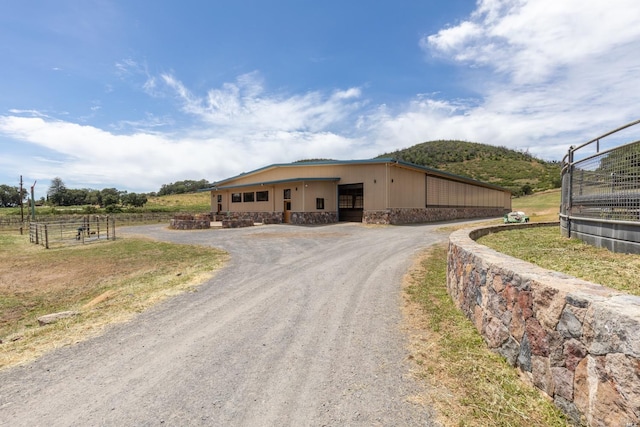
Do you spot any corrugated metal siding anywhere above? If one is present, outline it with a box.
[426,175,508,208]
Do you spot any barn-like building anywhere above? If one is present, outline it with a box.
[205,158,511,225]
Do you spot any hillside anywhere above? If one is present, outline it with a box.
[377,140,562,196]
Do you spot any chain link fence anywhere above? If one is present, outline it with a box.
[561,119,640,253]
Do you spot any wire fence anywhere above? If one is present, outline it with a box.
[0,212,176,232]
[561,119,640,253]
[29,216,116,249]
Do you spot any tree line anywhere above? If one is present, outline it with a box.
[0,177,212,209]
[46,177,148,212]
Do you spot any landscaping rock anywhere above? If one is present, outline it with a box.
[37,311,79,326]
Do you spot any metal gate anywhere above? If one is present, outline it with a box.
[338,183,364,222]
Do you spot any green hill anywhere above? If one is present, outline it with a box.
[377,140,562,196]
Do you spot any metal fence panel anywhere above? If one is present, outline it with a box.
[561,119,640,253]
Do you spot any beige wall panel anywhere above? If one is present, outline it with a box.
[426,176,510,208]
[388,166,425,208]
[300,181,337,211]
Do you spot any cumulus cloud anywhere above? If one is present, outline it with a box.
[160,71,364,134]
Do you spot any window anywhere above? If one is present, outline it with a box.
[217,195,222,203]
[243,192,255,202]
[231,193,241,203]
[256,191,269,202]
[316,198,325,210]
[284,188,291,200]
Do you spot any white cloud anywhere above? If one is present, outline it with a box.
[426,0,640,84]
[161,71,363,134]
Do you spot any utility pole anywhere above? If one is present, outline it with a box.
[19,175,24,222]
[30,180,37,221]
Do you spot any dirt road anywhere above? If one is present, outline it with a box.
[0,222,450,426]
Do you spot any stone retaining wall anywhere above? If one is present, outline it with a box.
[169,214,211,230]
[364,207,508,225]
[447,222,640,426]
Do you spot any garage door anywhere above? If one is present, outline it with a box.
[338,183,364,222]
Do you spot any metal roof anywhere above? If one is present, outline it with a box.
[202,176,341,191]
[199,158,511,193]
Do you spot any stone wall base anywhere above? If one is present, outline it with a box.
[221,219,254,228]
[364,207,508,225]
[214,212,283,224]
[289,212,338,225]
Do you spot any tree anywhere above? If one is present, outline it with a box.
[122,192,148,207]
[158,179,211,196]
[100,188,120,207]
[0,184,21,207]
[47,177,67,206]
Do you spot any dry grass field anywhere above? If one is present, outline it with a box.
[0,233,227,369]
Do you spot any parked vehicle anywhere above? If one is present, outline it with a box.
[503,211,530,223]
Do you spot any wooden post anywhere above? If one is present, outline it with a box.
[44,224,49,249]
[111,216,116,240]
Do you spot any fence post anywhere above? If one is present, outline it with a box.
[111,216,116,240]
[567,148,574,238]
[44,224,49,249]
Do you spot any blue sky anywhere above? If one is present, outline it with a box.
[2,0,640,198]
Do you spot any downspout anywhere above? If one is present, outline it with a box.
[302,181,306,213]
[385,163,389,209]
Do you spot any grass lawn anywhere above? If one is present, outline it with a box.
[474,188,640,295]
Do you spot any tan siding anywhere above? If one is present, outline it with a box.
[388,166,425,208]
[301,181,337,211]
[426,176,508,208]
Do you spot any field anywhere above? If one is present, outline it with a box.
[145,192,210,212]
[0,233,227,369]
[0,192,211,219]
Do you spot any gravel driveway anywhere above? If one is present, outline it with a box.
[0,222,451,426]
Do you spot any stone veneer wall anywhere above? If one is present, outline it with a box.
[214,212,283,224]
[169,213,211,230]
[289,211,338,225]
[447,222,640,426]
[214,211,337,225]
[364,207,508,225]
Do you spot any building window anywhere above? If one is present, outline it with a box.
[217,195,222,203]
[231,193,241,203]
[284,189,291,200]
[256,190,269,202]
[243,192,255,202]
[316,198,324,210]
